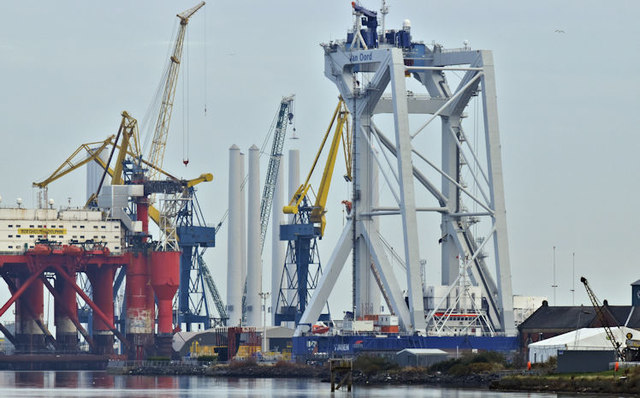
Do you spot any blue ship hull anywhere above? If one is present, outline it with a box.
[293,335,518,360]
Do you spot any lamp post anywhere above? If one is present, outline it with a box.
[259,291,270,354]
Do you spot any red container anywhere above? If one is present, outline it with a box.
[380,325,399,333]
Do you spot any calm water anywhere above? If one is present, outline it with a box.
[0,371,605,397]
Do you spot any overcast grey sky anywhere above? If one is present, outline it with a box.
[1,1,639,321]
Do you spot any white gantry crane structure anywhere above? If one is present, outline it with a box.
[296,3,515,337]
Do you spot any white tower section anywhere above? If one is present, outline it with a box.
[86,149,110,202]
[296,31,515,336]
[246,145,262,327]
[239,151,247,306]
[271,160,285,326]
[287,150,300,224]
[227,145,243,326]
[286,149,300,310]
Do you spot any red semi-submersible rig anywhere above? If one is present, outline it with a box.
[0,2,212,368]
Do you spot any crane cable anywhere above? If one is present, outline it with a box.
[203,4,208,117]
[141,22,178,156]
[182,28,190,166]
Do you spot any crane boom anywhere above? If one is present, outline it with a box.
[112,111,141,185]
[283,98,351,237]
[33,138,114,189]
[146,1,205,181]
[197,251,228,321]
[258,95,294,252]
[580,276,625,360]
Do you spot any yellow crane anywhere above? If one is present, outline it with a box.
[275,98,351,326]
[283,98,352,236]
[145,1,205,181]
[33,111,141,204]
[33,111,212,227]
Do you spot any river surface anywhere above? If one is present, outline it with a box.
[0,371,608,397]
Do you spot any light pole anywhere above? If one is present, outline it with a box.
[570,252,575,305]
[259,292,270,354]
[552,246,558,305]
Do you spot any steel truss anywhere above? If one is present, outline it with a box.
[296,26,515,336]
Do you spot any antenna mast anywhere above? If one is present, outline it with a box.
[380,0,389,43]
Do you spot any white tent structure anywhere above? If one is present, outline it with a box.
[529,327,638,363]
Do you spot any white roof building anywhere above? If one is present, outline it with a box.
[528,326,637,363]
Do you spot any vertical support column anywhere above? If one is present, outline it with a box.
[480,50,515,335]
[368,155,382,313]
[356,138,383,318]
[227,145,243,327]
[151,251,180,356]
[271,160,284,326]
[295,238,311,320]
[441,117,461,285]
[353,111,373,321]
[125,253,154,359]
[178,245,193,331]
[87,265,115,355]
[136,198,149,241]
[15,276,45,353]
[389,48,426,331]
[246,145,262,327]
[55,270,78,352]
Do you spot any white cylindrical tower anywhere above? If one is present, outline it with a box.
[246,145,262,327]
[285,149,300,314]
[239,151,247,319]
[271,159,285,326]
[227,145,243,326]
[86,148,110,202]
[287,149,300,224]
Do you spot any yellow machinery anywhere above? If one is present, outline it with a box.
[283,98,351,236]
[32,111,212,227]
[189,340,220,360]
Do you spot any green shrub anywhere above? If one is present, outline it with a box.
[429,351,506,375]
[470,351,505,365]
[228,357,257,369]
[353,354,399,375]
[448,363,470,377]
[468,362,494,373]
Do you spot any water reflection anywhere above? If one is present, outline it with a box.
[15,371,44,388]
[89,371,116,389]
[0,371,588,398]
[54,371,78,389]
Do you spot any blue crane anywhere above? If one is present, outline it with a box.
[176,187,227,330]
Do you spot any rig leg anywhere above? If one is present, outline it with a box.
[87,266,116,355]
[55,270,79,353]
